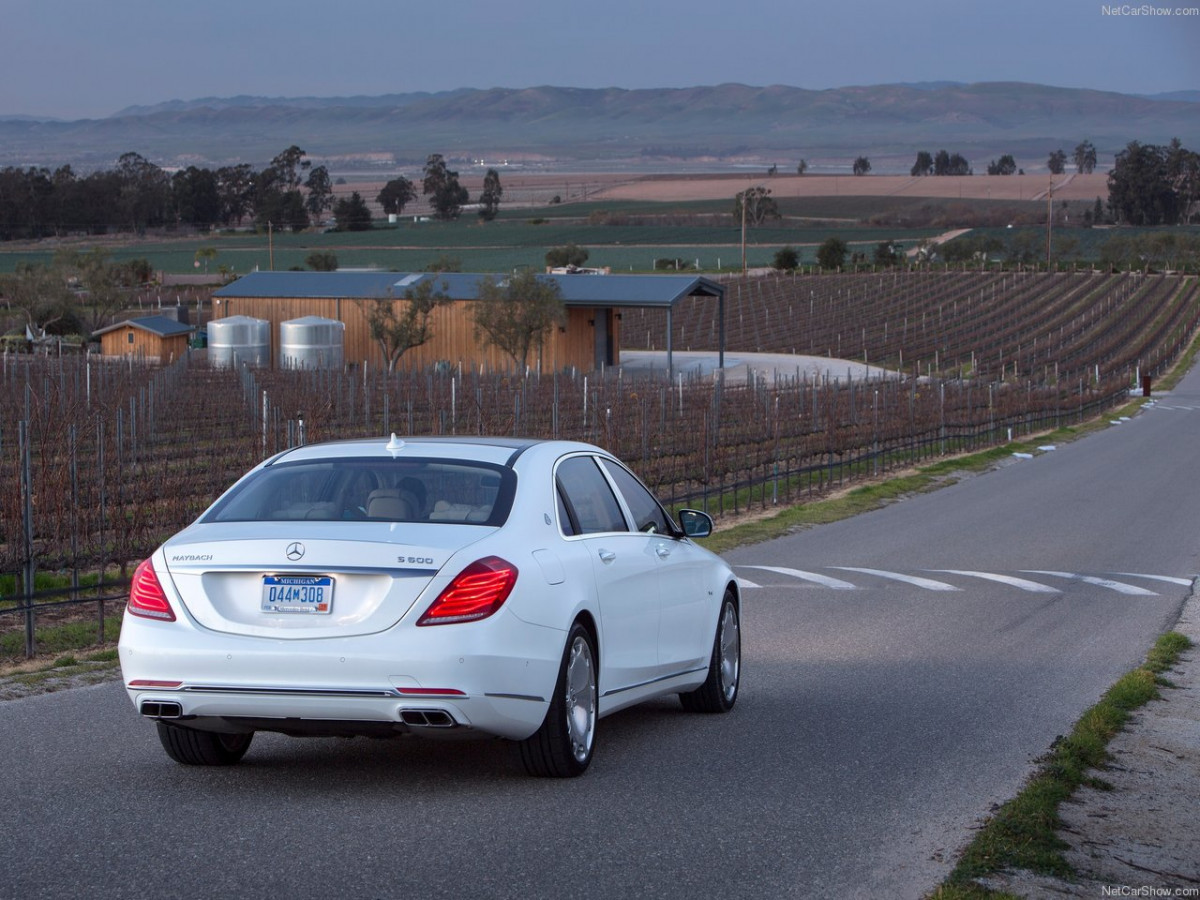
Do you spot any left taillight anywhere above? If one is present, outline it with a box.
[417,556,518,626]
[127,558,176,621]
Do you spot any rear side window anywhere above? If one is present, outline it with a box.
[203,458,514,525]
[556,456,628,536]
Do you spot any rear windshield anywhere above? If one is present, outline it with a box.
[202,457,515,526]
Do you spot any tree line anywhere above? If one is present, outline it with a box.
[0,147,504,241]
[784,138,1199,227]
[1107,138,1199,226]
[905,142,1099,177]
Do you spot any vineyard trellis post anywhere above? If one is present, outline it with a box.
[939,382,946,455]
[19,420,36,657]
[872,389,880,477]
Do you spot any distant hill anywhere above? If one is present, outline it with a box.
[1143,90,1200,103]
[2,82,1198,173]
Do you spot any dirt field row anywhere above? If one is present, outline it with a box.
[333,170,1110,211]
[590,171,1111,203]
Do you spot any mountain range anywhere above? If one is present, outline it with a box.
[1,82,1197,174]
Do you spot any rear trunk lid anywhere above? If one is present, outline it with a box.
[160,522,487,638]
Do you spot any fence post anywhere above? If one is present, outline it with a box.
[19,420,36,657]
[872,389,879,477]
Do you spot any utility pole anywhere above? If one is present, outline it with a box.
[1045,176,1053,268]
[268,221,275,271]
[740,184,765,273]
[741,191,747,273]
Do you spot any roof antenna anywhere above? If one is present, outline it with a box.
[386,433,405,454]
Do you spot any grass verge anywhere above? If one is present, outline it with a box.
[930,630,1194,898]
[0,615,123,662]
[0,616,124,683]
[0,646,122,699]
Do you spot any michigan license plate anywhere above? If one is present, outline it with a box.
[261,575,334,614]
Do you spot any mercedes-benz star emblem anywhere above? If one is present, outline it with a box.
[285,542,305,561]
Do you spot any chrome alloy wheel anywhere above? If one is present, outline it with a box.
[564,634,597,763]
[718,603,740,703]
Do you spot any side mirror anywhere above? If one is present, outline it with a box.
[677,509,713,539]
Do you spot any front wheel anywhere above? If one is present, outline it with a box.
[156,722,254,766]
[518,622,597,777]
[680,590,740,713]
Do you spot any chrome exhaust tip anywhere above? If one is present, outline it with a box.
[400,709,458,728]
[140,700,183,719]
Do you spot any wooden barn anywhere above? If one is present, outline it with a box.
[94,315,194,363]
[211,271,725,373]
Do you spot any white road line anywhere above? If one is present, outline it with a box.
[741,566,857,590]
[737,576,763,589]
[829,567,960,591]
[1111,573,1195,586]
[1022,571,1158,596]
[929,570,1061,593]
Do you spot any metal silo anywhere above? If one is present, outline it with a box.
[207,315,270,368]
[279,316,345,370]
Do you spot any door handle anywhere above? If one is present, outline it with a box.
[598,549,616,563]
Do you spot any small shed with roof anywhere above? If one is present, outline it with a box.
[94,315,194,363]
[211,271,725,374]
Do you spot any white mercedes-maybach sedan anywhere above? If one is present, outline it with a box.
[120,436,741,777]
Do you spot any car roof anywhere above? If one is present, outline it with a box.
[264,436,607,469]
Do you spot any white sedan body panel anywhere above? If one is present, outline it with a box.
[582,532,664,690]
[119,437,736,748]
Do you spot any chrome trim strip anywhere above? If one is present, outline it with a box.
[168,564,439,576]
[180,685,402,698]
[483,692,545,703]
[601,667,707,698]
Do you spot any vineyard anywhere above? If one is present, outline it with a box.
[3,270,1199,656]
[624,270,1200,386]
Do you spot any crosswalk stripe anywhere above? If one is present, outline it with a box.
[736,566,1186,595]
[829,567,960,591]
[929,570,1061,593]
[741,566,857,590]
[1021,571,1158,596]
[1112,573,1194,586]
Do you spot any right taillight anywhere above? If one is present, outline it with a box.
[128,558,176,621]
[417,556,518,626]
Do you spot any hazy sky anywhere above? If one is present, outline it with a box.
[3,0,1198,119]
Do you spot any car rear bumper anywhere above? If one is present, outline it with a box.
[119,607,563,741]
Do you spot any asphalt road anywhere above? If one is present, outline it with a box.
[5,370,1200,899]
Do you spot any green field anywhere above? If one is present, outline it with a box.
[0,197,945,276]
[2,194,1196,276]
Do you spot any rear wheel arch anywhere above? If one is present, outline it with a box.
[518,618,599,777]
[572,610,600,674]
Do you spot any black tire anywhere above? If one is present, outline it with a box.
[156,722,254,766]
[680,590,740,713]
[518,622,597,778]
